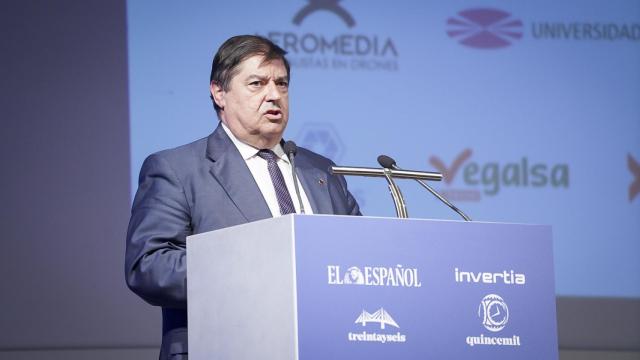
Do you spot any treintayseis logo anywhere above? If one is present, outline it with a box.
[348,308,407,343]
[327,264,422,287]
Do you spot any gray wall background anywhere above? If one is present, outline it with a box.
[0,1,637,359]
[0,0,159,351]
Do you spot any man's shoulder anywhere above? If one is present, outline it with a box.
[149,136,209,163]
[296,146,336,168]
[141,135,212,175]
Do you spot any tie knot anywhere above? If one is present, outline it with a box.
[257,149,278,162]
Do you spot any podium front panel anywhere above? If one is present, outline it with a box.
[293,215,557,360]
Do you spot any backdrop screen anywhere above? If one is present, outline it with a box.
[127,0,640,298]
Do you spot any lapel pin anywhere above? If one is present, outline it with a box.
[318,178,326,185]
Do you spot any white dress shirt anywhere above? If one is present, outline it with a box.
[222,123,314,217]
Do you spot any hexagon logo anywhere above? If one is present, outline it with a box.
[295,122,345,162]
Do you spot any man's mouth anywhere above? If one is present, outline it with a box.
[265,109,282,119]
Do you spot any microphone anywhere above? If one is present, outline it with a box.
[377,155,471,221]
[284,141,306,214]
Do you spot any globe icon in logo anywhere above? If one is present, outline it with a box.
[343,266,364,284]
[478,294,509,332]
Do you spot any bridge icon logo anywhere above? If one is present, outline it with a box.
[354,308,400,330]
[293,0,356,28]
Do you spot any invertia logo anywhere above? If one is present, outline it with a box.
[348,308,407,343]
[429,148,570,201]
[263,0,399,71]
[454,268,526,285]
[327,264,422,287]
[446,8,523,49]
[629,154,640,202]
[466,294,522,347]
[293,0,355,28]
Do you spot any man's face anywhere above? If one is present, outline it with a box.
[211,55,289,149]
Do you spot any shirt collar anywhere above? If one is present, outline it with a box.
[221,122,289,163]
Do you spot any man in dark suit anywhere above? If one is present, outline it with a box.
[125,35,360,359]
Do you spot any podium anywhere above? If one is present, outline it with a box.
[187,215,558,359]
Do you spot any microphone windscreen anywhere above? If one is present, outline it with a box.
[283,140,298,155]
[377,154,397,169]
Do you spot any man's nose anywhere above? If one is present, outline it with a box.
[265,81,282,101]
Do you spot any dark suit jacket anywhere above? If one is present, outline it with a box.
[125,124,360,359]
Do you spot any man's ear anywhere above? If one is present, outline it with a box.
[210,82,225,110]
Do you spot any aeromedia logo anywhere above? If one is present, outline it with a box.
[349,308,407,343]
[429,148,569,201]
[293,0,355,28]
[455,268,526,285]
[327,265,422,287]
[466,294,522,347]
[262,0,399,71]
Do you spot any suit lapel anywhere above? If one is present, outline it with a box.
[296,155,335,215]
[206,124,272,223]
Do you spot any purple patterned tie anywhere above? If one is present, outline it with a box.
[257,149,296,215]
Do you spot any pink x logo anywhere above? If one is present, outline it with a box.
[629,154,640,202]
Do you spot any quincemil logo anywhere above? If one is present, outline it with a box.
[447,8,523,49]
[429,148,570,202]
[466,294,521,347]
[348,308,407,343]
[262,0,399,71]
[629,153,640,202]
[479,294,509,332]
[327,264,422,288]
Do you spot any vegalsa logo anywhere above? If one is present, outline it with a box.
[263,0,399,71]
[628,153,639,202]
[429,148,570,201]
[446,8,523,49]
[348,307,407,343]
[466,294,522,347]
[327,264,422,287]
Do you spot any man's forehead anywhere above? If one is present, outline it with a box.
[236,55,287,76]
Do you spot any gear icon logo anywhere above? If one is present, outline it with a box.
[478,294,509,332]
